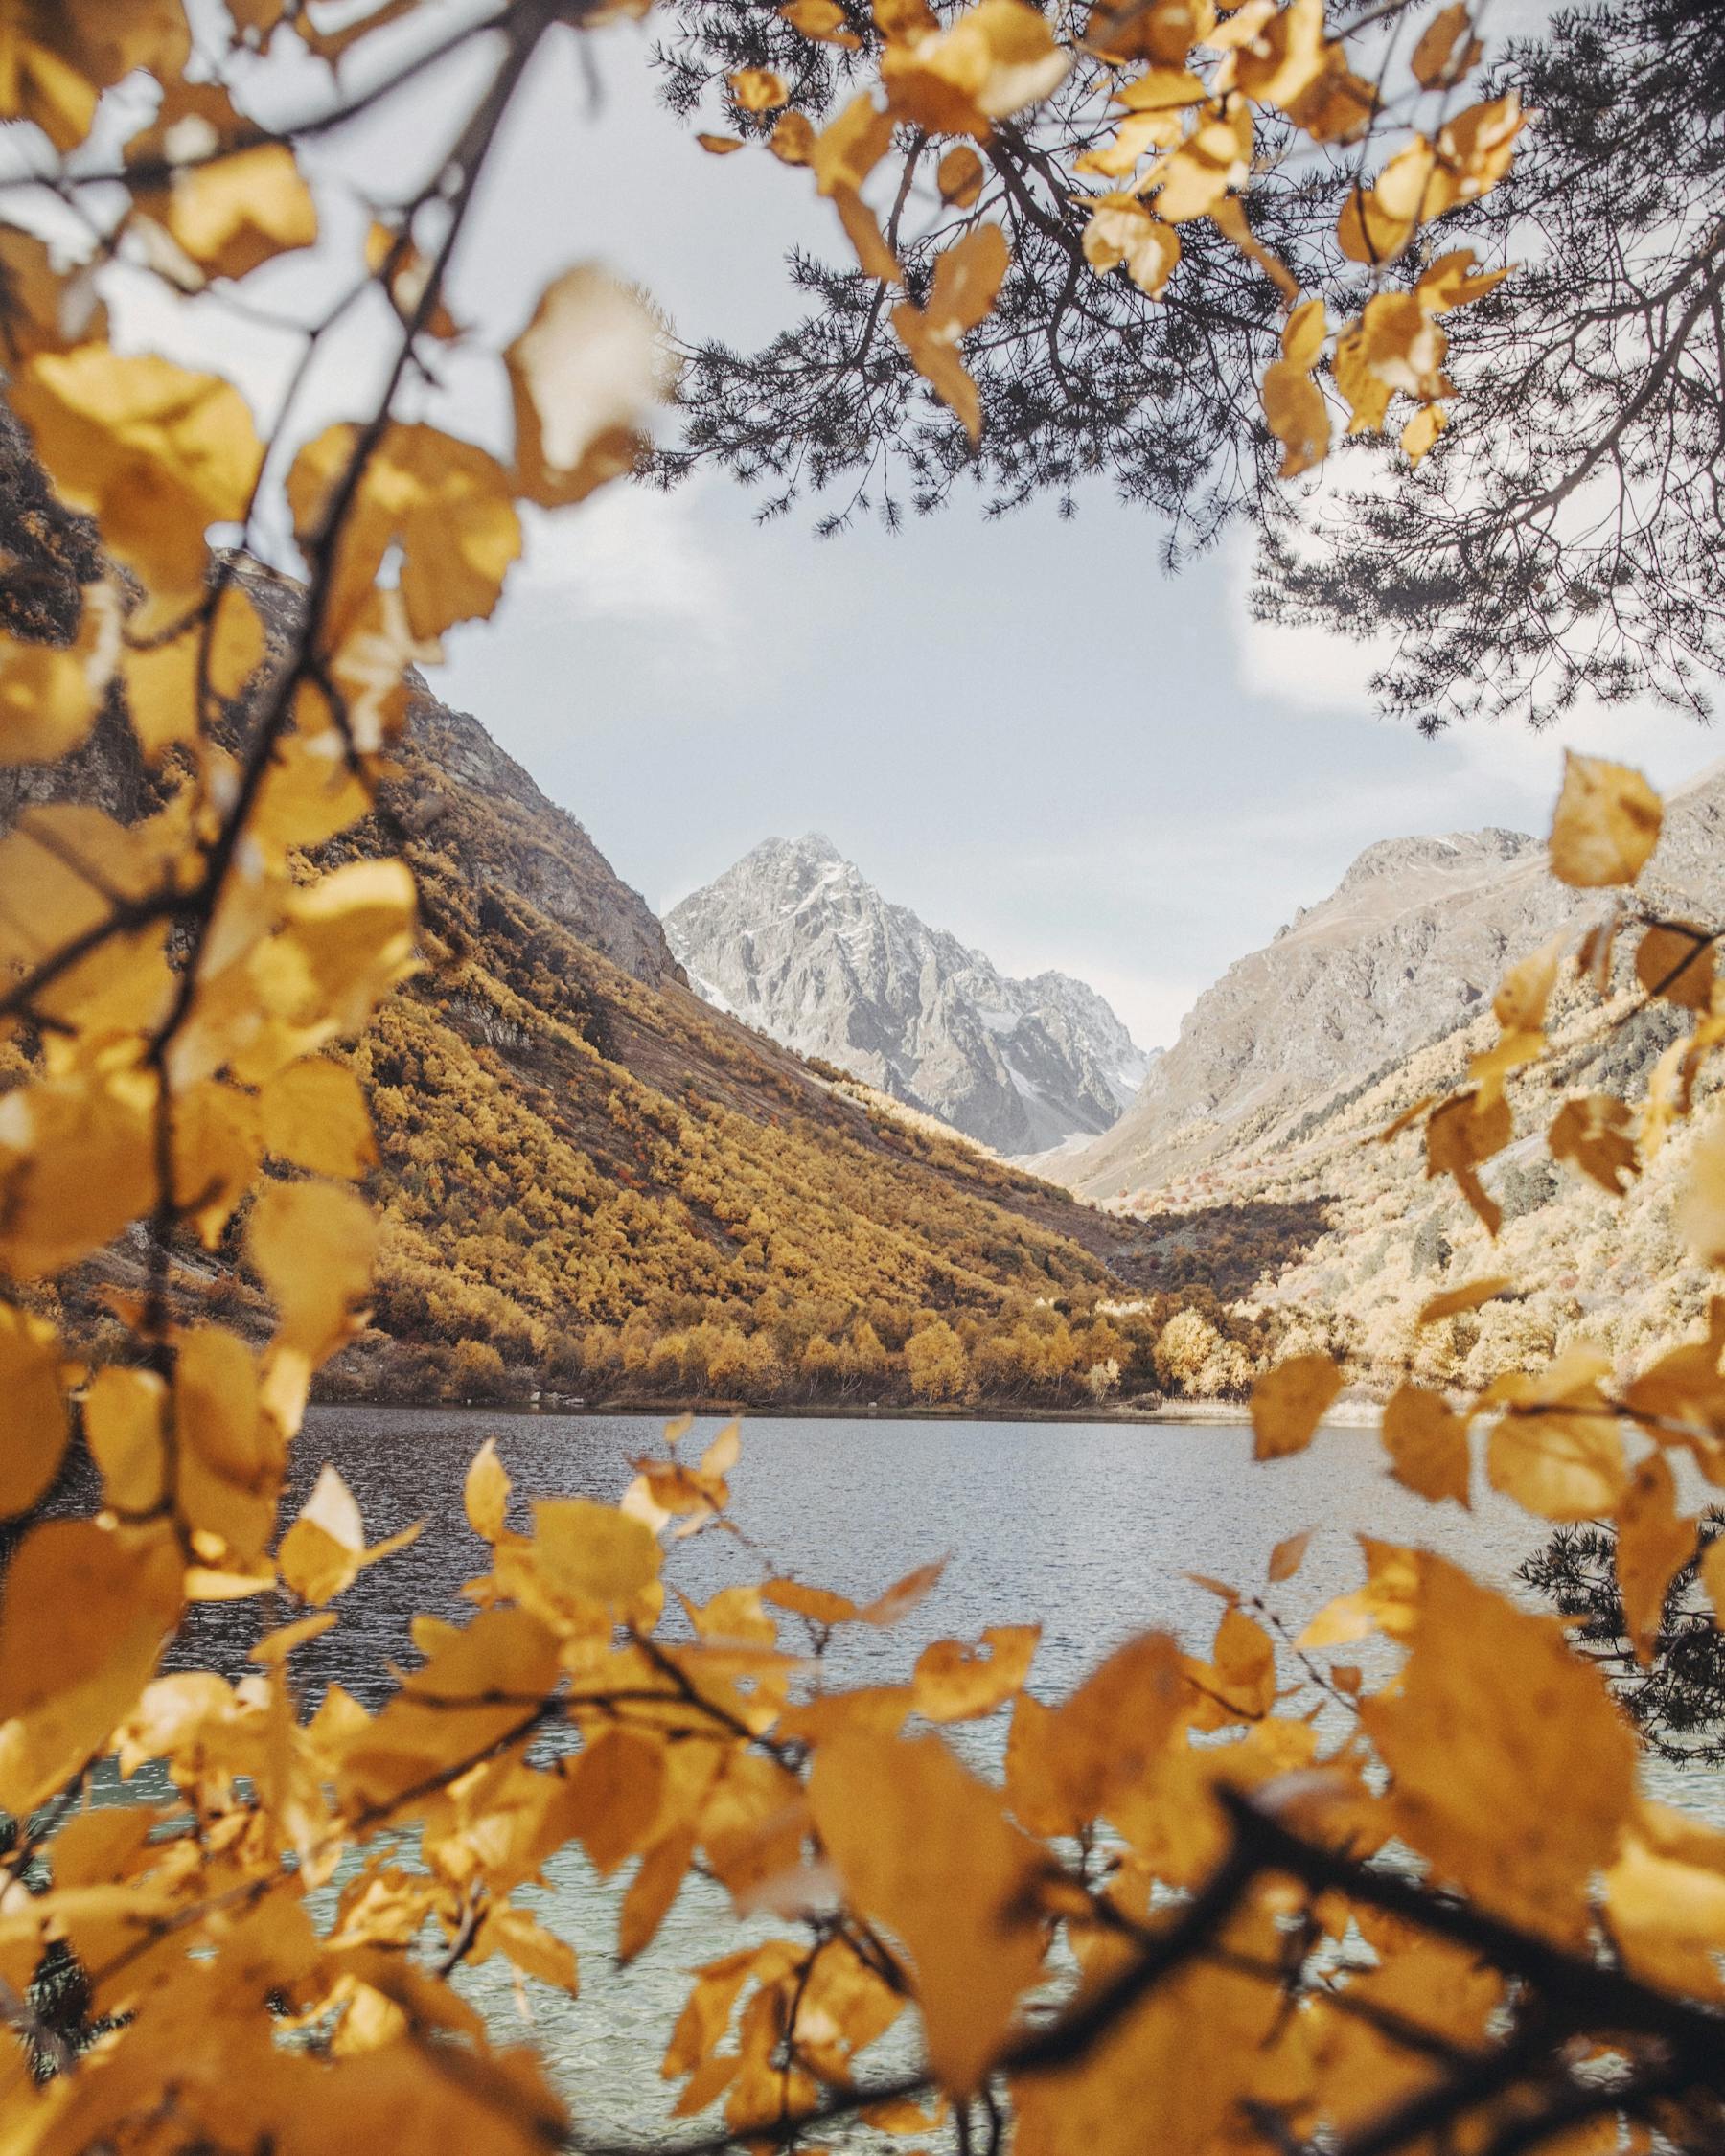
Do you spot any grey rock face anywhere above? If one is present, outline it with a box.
[665,835,1152,1154]
[1064,766,1725,1201]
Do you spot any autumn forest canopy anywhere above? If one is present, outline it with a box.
[6,3,1725,2156]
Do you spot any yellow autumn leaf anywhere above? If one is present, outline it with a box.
[160,144,318,281]
[810,1732,1045,2093]
[475,1903,580,1993]
[528,1498,660,1606]
[259,1058,377,1181]
[912,1623,1039,1720]
[1635,923,1714,1011]
[729,67,789,111]
[465,1437,512,1542]
[288,422,521,642]
[1082,199,1181,296]
[1417,1273,1512,1324]
[1261,357,1329,477]
[1412,1,1482,88]
[0,1306,66,1520]
[1382,1382,1471,1506]
[780,0,862,41]
[770,110,817,164]
[881,0,1071,135]
[247,1178,380,1365]
[0,1065,159,1278]
[1549,750,1663,887]
[1616,1454,1694,1665]
[1676,1116,1725,1268]
[697,131,745,154]
[0,583,121,766]
[891,223,1009,441]
[12,348,263,603]
[0,1517,183,1815]
[1360,1554,1635,1939]
[1401,401,1445,464]
[84,1365,169,1515]
[1425,1086,1510,1235]
[122,580,265,761]
[506,266,670,512]
[938,143,986,205]
[1266,1527,1311,1582]
[811,94,896,196]
[1251,1351,1341,1459]
[1549,1092,1640,1196]
[1484,1344,1626,1520]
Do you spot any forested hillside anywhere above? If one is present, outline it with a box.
[0,480,1313,1412]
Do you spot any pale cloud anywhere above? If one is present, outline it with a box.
[510,484,737,649]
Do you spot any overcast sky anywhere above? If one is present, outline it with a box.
[118,9,1725,1048]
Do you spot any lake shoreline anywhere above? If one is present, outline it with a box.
[313,1393,1386,1429]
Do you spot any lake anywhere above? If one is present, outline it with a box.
[159,1406,1640,2137]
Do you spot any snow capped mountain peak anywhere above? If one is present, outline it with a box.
[664,842,1150,1156]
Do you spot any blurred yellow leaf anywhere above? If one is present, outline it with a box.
[938,144,986,204]
[1550,1093,1639,1196]
[1082,199,1181,296]
[770,110,817,163]
[465,1437,512,1542]
[288,422,520,642]
[0,583,121,765]
[881,0,1070,134]
[1382,1382,1470,1506]
[123,580,264,760]
[0,1517,182,1814]
[1676,1117,1725,1268]
[531,1498,660,1606]
[835,186,903,282]
[1425,1086,1510,1234]
[12,348,263,602]
[1485,1344,1626,1520]
[250,1609,338,1663]
[1417,1273,1511,1324]
[1636,923,1714,1011]
[1412,2,1482,88]
[1549,751,1663,888]
[812,94,895,195]
[0,1065,159,1277]
[160,144,317,281]
[810,1732,1045,2092]
[729,67,789,111]
[475,1903,579,1993]
[912,1623,1039,1720]
[1261,357,1328,477]
[891,224,1009,440]
[171,1078,263,1248]
[506,266,668,512]
[248,1178,379,1365]
[0,1307,65,1520]
[1266,1527,1311,1582]
[860,1555,946,1625]
[259,1058,377,1181]
[781,0,862,40]
[1360,1554,1635,1938]
[84,1365,169,1515]
[1251,1351,1341,1459]
[697,131,745,153]
[1617,1454,1694,1665]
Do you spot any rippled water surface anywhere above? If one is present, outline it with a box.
[163,1407,1663,2134]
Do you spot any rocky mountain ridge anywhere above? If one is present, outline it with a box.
[1063,768,1725,1204]
[665,834,1152,1156]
